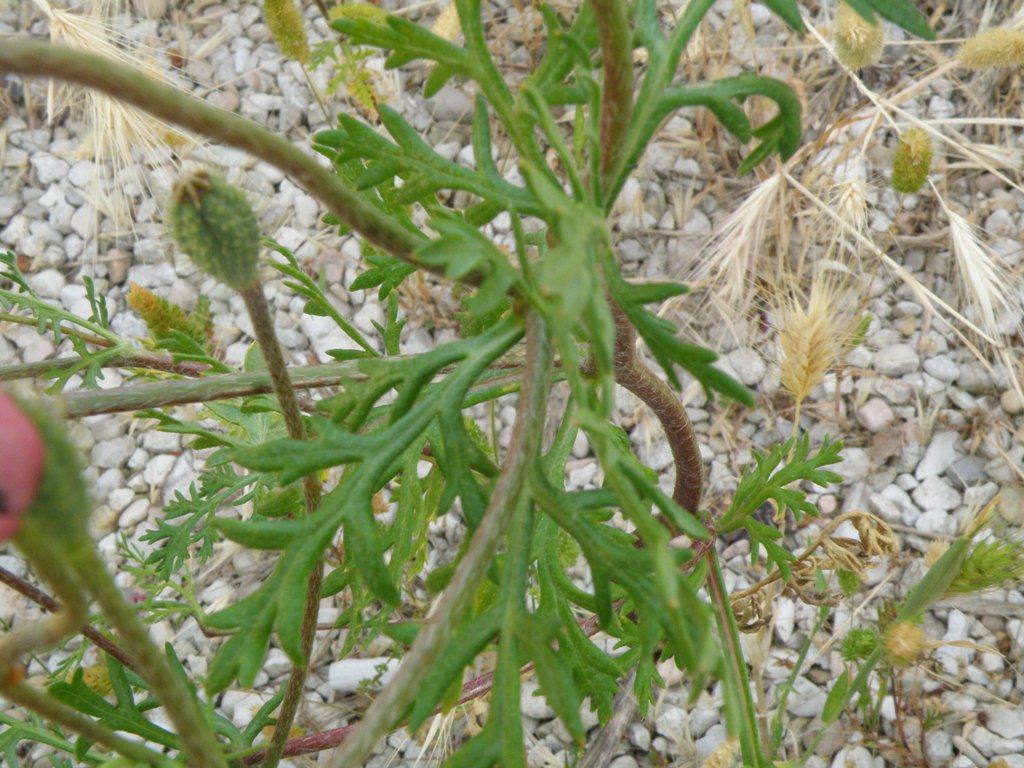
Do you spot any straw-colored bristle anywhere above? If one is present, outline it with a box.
[777,276,854,407]
[944,205,1013,340]
[33,0,195,232]
[696,173,785,312]
[957,27,1024,70]
[834,1,885,70]
[263,0,310,64]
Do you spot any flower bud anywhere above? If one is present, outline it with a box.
[0,392,46,540]
[0,392,89,544]
[169,171,261,291]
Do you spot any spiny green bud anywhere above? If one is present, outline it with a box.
[891,129,932,194]
[263,0,309,64]
[169,171,260,291]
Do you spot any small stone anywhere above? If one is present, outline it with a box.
[724,348,766,387]
[31,153,70,185]
[986,706,1024,739]
[120,498,150,529]
[430,85,474,122]
[968,725,1024,756]
[688,707,718,738]
[695,724,727,757]
[327,657,400,693]
[91,436,135,469]
[107,487,135,512]
[958,362,993,393]
[609,758,639,768]
[948,457,986,490]
[915,431,960,480]
[832,746,872,768]
[874,344,920,376]
[28,268,65,299]
[264,648,292,678]
[856,398,894,432]
[998,484,1024,525]
[911,476,961,511]
[1001,388,1024,415]
[786,677,826,717]
[520,679,555,719]
[654,705,686,738]
[923,355,959,382]
[925,729,954,765]
[836,447,870,483]
[628,723,650,751]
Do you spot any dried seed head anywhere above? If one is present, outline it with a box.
[891,129,933,194]
[263,0,309,64]
[957,27,1024,70]
[885,621,926,664]
[0,392,46,540]
[834,1,885,69]
[169,171,261,291]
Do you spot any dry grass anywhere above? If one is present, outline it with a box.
[32,0,196,238]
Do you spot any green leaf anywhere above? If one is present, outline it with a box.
[759,0,804,31]
[516,616,585,742]
[212,516,308,550]
[842,0,935,40]
[822,668,852,723]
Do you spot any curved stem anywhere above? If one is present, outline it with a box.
[328,312,551,768]
[0,565,136,670]
[69,544,228,768]
[0,40,425,270]
[0,680,178,767]
[240,287,323,768]
[609,301,702,515]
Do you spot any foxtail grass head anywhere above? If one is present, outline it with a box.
[957,27,1024,70]
[263,0,310,64]
[169,171,261,291]
[834,1,885,69]
[891,129,933,194]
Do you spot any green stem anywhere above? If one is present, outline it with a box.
[0,40,426,271]
[328,312,552,768]
[589,0,634,200]
[603,0,716,210]
[68,544,228,768]
[239,286,323,768]
[0,680,179,767]
[705,548,769,767]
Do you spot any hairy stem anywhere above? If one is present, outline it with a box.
[69,544,227,768]
[0,679,178,767]
[0,353,210,383]
[238,286,323,768]
[0,40,425,270]
[610,302,702,515]
[328,313,551,768]
[590,0,634,200]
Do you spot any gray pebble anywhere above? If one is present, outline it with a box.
[855,398,893,432]
[948,457,986,490]
[923,354,959,382]
[724,348,766,387]
[911,476,961,511]
[915,431,960,480]
[91,436,135,469]
[873,343,920,376]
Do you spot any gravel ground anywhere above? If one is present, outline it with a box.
[4,0,1024,766]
